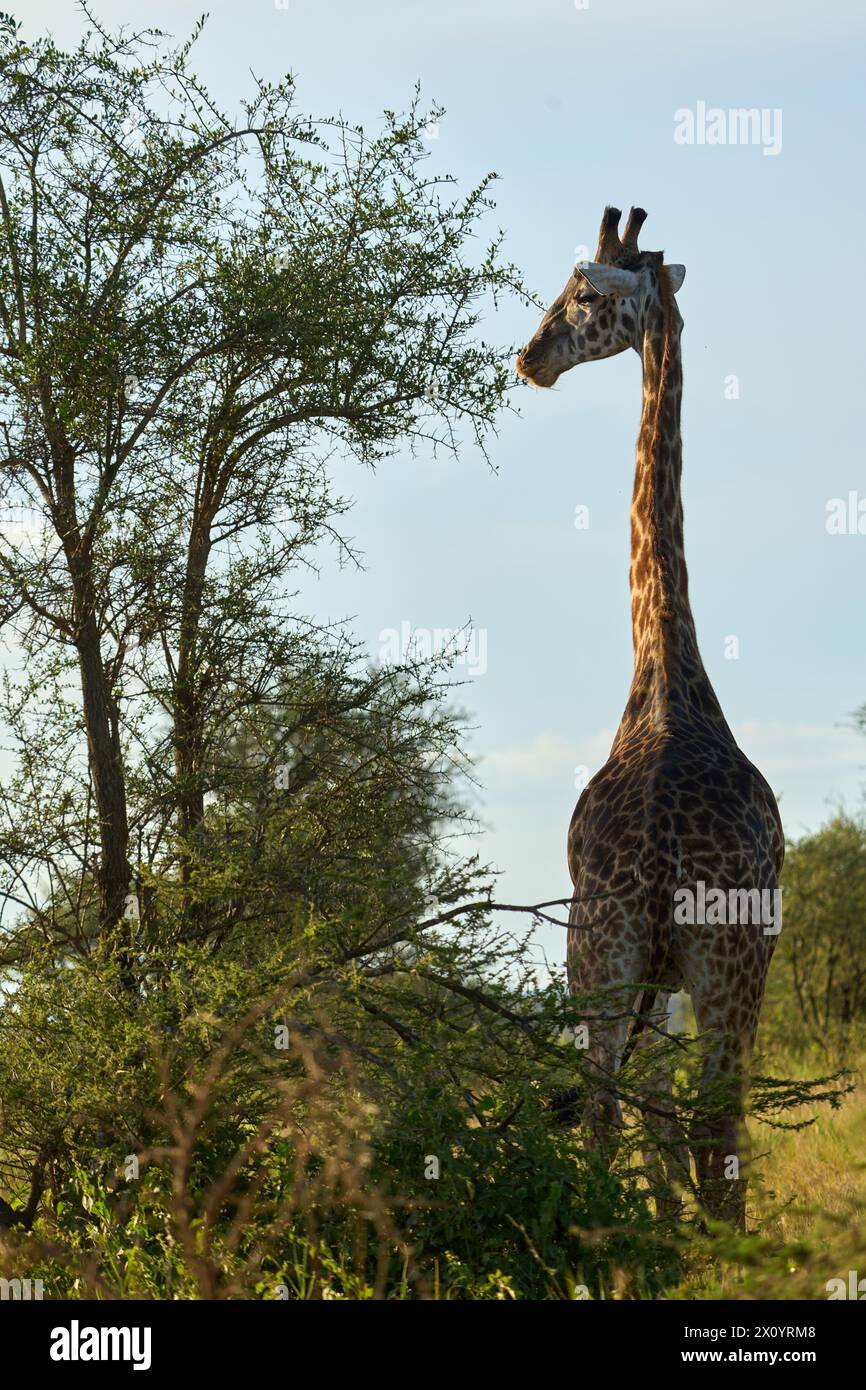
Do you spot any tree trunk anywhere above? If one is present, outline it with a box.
[76,612,133,977]
[174,530,211,912]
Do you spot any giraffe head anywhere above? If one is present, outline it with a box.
[515,206,685,388]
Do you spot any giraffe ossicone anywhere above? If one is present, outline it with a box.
[518,206,784,1228]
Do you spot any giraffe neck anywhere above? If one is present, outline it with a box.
[616,286,728,739]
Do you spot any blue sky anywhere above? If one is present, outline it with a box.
[20,1,866,962]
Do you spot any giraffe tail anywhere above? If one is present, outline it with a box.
[620,986,657,1068]
[619,862,672,1067]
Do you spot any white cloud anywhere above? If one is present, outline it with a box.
[481,720,864,787]
[732,720,864,778]
[480,728,614,782]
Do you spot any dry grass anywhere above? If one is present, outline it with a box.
[754,1069,866,1241]
[673,1054,866,1300]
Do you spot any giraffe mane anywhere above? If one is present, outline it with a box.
[650,260,675,459]
[648,258,678,620]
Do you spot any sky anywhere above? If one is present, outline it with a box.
[11,0,866,966]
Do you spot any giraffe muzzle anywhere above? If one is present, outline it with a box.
[516,343,558,388]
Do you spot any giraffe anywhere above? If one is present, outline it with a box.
[515,207,784,1225]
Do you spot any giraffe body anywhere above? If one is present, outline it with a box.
[517,207,783,1222]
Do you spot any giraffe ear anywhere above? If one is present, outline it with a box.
[575,261,640,297]
[665,264,686,293]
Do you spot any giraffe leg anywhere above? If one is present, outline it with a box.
[634,992,691,1219]
[581,1008,633,1166]
[568,904,654,1169]
[552,1014,630,1163]
[675,904,773,1231]
[687,1004,757,1230]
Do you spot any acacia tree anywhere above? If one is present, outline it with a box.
[0,11,520,965]
[767,813,866,1055]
